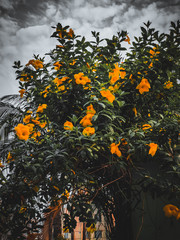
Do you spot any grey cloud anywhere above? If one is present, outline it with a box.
[0,0,179,28]
[0,0,69,27]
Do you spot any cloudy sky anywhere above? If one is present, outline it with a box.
[0,0,179,97]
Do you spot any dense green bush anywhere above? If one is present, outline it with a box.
[0,20,179,240]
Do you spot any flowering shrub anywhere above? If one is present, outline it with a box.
[0,21,180,239]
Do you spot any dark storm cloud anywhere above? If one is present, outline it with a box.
[0,0,179,28]
[0,0,69,27]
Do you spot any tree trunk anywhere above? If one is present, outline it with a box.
[111,204,133,240]
[110,181,133,240]
[53,211,62,239]
[71,230,74,240]
[82,223,86,240]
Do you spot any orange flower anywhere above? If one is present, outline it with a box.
[148,62,153,68]
[163,204,180,219]
[19,206,27,214]
[132,107,137,116]
[74,72,91,85]
[164,81,173,89]
[26,123,35,133]
[148,143,158,157]
[136,78,151,94]
[64,121,74,130]
[86,104,96,116]
[23,114,31,124]
[82,127,95,136]
[149,47,160,58]
[31,118,40,125]
[40,86,51,98]
[19,89,26,98]
[124,35,130,44]
[36,104,47,113]
[58,85,65,91]
[86,62,90,68]
[58,30,63,38]
[110,143,122,157]
[68,28,74,38]
[129,74,135,84]
[14,123,30,141]
[56,45,64,48]
[31,131,41,141]
[53,78,63,87]
[61,189,70,199]
[80,115,93,127]
[109,74,119,85]
[121,138,128,145]
[39,122,47,128]
[69,59,76,65]
[20,73,32,82]
[100,89,115,103]
[142,124,152,131]
[0,160,4,168]
[26,59,43,69]
[53,186,60,191]
[109,63,121,84]
[119,67,126,79]
[53,61,62,70]
[7,152,14,163]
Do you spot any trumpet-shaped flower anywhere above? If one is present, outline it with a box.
[26,123,35,133]
[80,115,93,127]
[164,81,173,89]
[68,28,74,38]
[40,86,51,98]
[109,63,121,84]
[124,35,130,44]
[39,122,47,128]
[23,115,31,124]
[74,72,91,85]
[163,204,180,220]
[7,152,14,163]
[69,59,76,65]
[82,127,95,136]
[86,104,96,116]
[100,89,115,103]
[20,73,32,82]
[142,124,152,131]
[26,59,43,69]
[53,78,63,87]
[53,61,62,70]
[110,143,122,157]
[148,143,158,157]
[136,78,151,94]
[149,47,160,58]
[132,107,137,116]
[14,123,30,141]
[31,118,40,125]
[36,104,47,113]
[19,89,26,98]
[119,67,126,79]
[64,121,74,130]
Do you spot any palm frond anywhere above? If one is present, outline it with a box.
[0,94,27,143]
